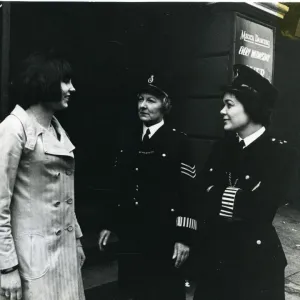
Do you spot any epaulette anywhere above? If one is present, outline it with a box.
[171,127,187,136]
[270,137,288,145]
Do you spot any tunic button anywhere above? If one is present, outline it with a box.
[135,202,139,205]
[162,153,166,157]
[56,230,62,236]
[245,175,250,180]
[135,168,139,171]
[67,226,73,232]
[172,128,176,131]
[209,168,213,172]
[171,208,175,212]
[65,169,73,176]
[120,149,123,152]
[256,240,261,245]
[118,204,121,207]
[54,201,60,207]
[66,198,73,204]
[272,138,276,141]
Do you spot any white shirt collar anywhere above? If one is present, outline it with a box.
[142,119,164,140]
[239,126,266,148]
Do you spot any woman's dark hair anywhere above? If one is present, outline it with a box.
[225,87,273,127]
[16,51,73,108]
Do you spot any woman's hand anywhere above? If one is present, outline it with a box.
[0,269,22,300]
[172,242,190,268]
[98,230,111,251]
[76,240,86,268]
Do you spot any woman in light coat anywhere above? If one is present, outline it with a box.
[0,52,85,300]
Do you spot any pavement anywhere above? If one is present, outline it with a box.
[82,204,300,300]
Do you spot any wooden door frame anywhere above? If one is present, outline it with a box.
[0,2,11,121]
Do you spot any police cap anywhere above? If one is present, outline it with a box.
[226,64,278,109]
[138,74,169,101]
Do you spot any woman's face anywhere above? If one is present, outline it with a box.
[137,93,164,126]
[59,79,75,109]
[47,80,76,111]
[220,92,251,132]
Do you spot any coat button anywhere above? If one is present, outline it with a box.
[65,169,73,176]
[135,168,139,171]
[66,198,73,204]
[56,230,62,236]
[120,149,123,152]
[209,168,213,172]
[171,208,175,212]
[118,204,121,207]
[256,240,261,245]
[135,201,139,205]
[67,225,73,232]
[162,153,166,157]
[54,201,60,207]
[245,175,250,180]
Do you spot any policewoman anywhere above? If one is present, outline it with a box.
[99,74,198,300]
[193,64,298,300]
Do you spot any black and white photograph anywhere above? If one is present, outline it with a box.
[0,1,299,300]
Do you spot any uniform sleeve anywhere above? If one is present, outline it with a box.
[204,141,299,222]
[175,133,198,247]
[0,116,25,269]
[101,134,126,233]
[200,140,227,221]
[225,145,299,221]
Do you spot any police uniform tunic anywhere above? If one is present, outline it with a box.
[111,122,198,300]
[194,130,298,300]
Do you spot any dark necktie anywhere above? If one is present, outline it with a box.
[238,139,245,150]
[143,128,151,143]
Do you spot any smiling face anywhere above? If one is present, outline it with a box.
[137,93,164,126]
[47,79,76,111]
[60,79,75,108]
[220,92,251,132]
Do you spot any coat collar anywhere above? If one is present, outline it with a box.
[10,105,75,158]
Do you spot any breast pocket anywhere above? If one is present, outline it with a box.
[14,233,50,280]
[239,172,262,192]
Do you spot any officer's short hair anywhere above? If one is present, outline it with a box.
[16,51,73,108]
[224,89,272,126]
[224,64,278,127]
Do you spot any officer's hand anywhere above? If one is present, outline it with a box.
[98,230,111,251]
[172,242,190,268]
[0,269,22,300]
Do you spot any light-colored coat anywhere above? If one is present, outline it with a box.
[0,105,85,300]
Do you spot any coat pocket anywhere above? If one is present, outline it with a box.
[14,233,50,280]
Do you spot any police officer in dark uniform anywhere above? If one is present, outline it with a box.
[99,74,198,300]
[193,64,299,300]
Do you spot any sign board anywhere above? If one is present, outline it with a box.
[235,15,274,83]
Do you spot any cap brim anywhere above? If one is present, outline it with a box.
[138,84,168,100]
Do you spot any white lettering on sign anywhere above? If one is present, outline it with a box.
[246,65,265,77]
[238,46,251,57]
[251,50,271,62]
[240,30,254,43]
[240,30,270,48]
[255,34,270,48]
